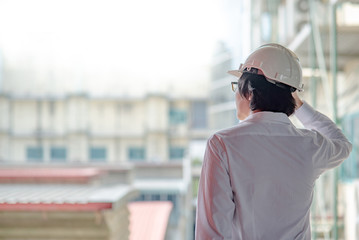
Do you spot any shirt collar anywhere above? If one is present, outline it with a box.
[242,111,292,125]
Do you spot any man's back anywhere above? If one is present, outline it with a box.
[196,104,352,240]
[215,111,313,239]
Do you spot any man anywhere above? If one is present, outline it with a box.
[195,43,352,240]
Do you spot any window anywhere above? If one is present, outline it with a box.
[151,194,161,201]
[89,147,107,162]
[137,194,145,201]
[50,147,67,162]
[169,108,187,124]
[128,147,145,161]
[27,147,43,162]
[169,147,185,160]
[167,194,177,208]
[191,101,207,129]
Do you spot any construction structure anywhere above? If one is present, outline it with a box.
[209,0,359,239]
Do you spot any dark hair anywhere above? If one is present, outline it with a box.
[238,72,296,116]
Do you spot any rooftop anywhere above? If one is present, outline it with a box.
[0,184,137,211]
[0,168,104,184]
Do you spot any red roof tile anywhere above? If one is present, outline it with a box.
[0,168,103,183]
[0,202,112,211]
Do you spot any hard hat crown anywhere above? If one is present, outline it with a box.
[228,43,304,91]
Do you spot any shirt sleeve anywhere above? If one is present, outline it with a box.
[195,134,235,240]
[294,101,352,176]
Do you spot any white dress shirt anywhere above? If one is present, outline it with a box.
[195,102,352,240]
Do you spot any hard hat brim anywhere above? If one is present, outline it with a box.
[228,69,304,92]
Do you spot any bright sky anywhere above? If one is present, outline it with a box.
[0,0,229,96]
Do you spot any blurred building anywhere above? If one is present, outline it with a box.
[0,91,210,240]
[0,94,208,164]
[0,31,211,239]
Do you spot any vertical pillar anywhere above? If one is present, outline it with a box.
[330,2,339,239]
[309,13,317,239]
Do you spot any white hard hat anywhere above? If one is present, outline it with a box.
[228,43,304,91]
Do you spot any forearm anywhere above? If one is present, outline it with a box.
[294,99,352,173]
[292,91,348,141]
[294,101,348,142]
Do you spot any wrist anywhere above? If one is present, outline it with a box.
[295,100,303,110]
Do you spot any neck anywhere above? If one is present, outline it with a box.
[252,109,262,114]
